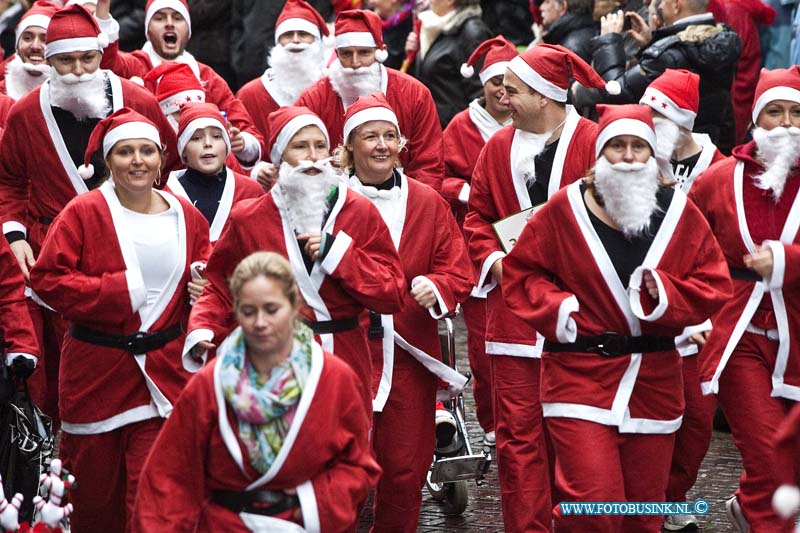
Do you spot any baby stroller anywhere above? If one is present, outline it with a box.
[425,316,492,515]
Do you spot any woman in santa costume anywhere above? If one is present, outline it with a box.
[184,105,405,416]
[133,251,380,532]
[441,35,517,447]
[690,66,800,533]
[29,108,211,532]
[165,101,263,245]
[503,104,731,532]
[338,93,474,532]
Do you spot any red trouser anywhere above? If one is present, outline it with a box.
[60,417,163,533]
[26,299,67,428]
[666,354,716,501]
[548,417,675,533]
[717,331,797,533]
[462,296,493,432]
[371,349,436,533]
[491,355,551,533]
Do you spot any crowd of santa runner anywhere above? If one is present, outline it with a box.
[0,0,799,531]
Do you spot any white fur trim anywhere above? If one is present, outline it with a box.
[674,319,712,357]
[319,230,353,275]
[458,183,470,204]
[555,294,579,343]
[595,118,656,157]
[411,275,450,319]
[181,328,213,372]
[640,87,697,131]
[5,352,37,366]
[374,48,388,63]
[177,116,230,162]
[476,250,505,295]
[44,37,104,58]
[485,340,543,358]
[271,114,329,164]
[102,122,161,158]
[3,221,27,237]
[628,267,669,322]
[773,485,800,519]
[762,240,786,290]
[145,0,191,39]
[342,107,399,144]
[97,32,109,48]
[124,268,147,313]
[77,164,94,179]
[159,89,205,115]
[479,61,509,86]
[460,63,474,78]
[508,55,567,102]
[297,481,321,532]
[605,80,621,95]
[61,404,160,434]
[275,19,321,43]
[249,161,271,181]
[236,131,261,167]
[15,14,51,46]
[752,87,800,124]
[335,31,376,49]
[95,14,120,44]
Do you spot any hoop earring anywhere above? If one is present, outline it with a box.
[154,168,162,187]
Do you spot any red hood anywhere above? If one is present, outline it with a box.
[732,140,764,169]
[724,0,777,25]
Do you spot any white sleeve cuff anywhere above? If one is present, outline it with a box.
[95,14,120,43]
[297,480,320,533]
[181,328,214,372]
[319,231,353,275]
[674,319,712,357]
[235,132,262,167]
[628,266,668,321]
[458,183,470,205]
[475,250,505,296]
[3,221,27,237]
[411,275,450,319]
[249,161,271,181]
[125,268,147,313]
[5,352,37,366]
[762,240,785,290]
[555,294,579,343]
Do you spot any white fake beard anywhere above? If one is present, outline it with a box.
[653,117,681,161]
[514,129,553,186]
[594,156,660,239]
[327,60,382,108]
[4,56,49,100]
[276,159,342,235]
[47,69,110,120]
[267,41,325,105]
[752,126,800,201]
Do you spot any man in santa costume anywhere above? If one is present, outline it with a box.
[0,3,178,426]
[463,43,607,532]
[690,66,800,533]
[185,105,405,416]
[0,1,58,101]
[503,103,731,532]
[340,93,474,532]
[237,0,328,146]
[297,9,445,191]
[93,0,266,169]
[442,35,517,447]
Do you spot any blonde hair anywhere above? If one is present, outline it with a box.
[332,124,408,174]
[229,252,299,309]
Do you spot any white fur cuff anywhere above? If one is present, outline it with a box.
[181,328,213,372]
[411,275,450,319]
[628,266,668,321]
[762,240,785,290]
[319,231,353,275]
[556,295,579,343]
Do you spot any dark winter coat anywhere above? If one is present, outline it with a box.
[542,13,598,64]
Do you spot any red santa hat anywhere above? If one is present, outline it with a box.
[268,106,329,164]
[143,62,205,115]
[342,92,399,144]
[508,44,620,103]
[44,4,109,59]
[334,9,388,63]
[177,102,231,162]
[595,104,657,158]
[78,107,162,179]
[15,1,59,47]
[460,35,518,86]
[64,0,97,6]
[752,65,800,124]
[145,0,191,38]
[275,0,329,44]
[640,68,699,131]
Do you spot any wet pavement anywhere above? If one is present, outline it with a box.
[359,317,744,532]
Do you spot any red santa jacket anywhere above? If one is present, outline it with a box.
[350,175,474,411]
[0,92,13,128]
[0,237,39,363]
[0,72,179,253]
[132,343,380,533]
[503,182,731,432]
[296,66,444,191]
[689,142,800,401]
[166,167,263,243]
[185,186,406,411]
[236,74,282,148]
[29,183,211,433]
[464,109,598,357]
[100,41,266,159]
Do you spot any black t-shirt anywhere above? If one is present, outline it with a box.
[671,151,702,188]
[178,167,227,224]
[527,138,560,206]
[582,184,674,286]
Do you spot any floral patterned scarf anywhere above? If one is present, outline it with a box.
[220,324,314,474]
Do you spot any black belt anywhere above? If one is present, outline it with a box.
[304,316,358,335]
[729,267,761,282]
[368,311,383,339]
[37,216,53,226]
[70,323,183,354]
[544,332,675,358]
[211,489,300,516]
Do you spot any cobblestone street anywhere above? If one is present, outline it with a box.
[359,317,744,532]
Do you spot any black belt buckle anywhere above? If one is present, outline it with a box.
[125,331,148,354]
[590,332,627,358]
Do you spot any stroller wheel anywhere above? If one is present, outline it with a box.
[443,480,468,515]
[425,465,447,502]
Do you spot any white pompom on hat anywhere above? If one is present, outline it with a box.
[460,35,518,86]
